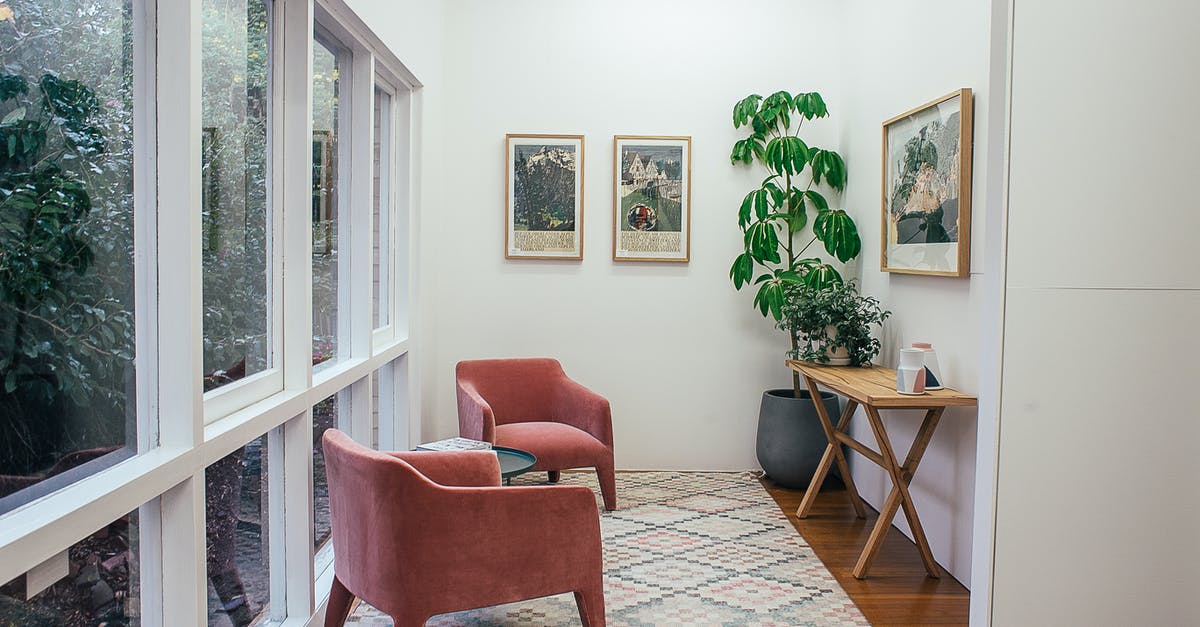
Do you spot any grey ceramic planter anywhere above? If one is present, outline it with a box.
[756,388,841,489]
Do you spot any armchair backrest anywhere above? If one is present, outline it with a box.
[322,429,431,604]
[456,358,568,426]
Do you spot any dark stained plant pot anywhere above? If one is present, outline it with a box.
[756,388,841,489]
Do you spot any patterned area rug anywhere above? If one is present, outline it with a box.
[345,471,868,626]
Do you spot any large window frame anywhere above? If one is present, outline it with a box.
[0,1,421,625]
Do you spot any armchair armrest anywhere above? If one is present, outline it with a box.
[456,381,497,442]
[387,450,501,487]
[550,377,614,447]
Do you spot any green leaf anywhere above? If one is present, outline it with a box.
[753,280,786,320]
[802,263,843,289]
[2,106,26,124]
[793,92,829,120]
[729,252,754,289]
[814,209,862,262]
[804,189,829,211]
[754,188,770,220]
[0,75,29,102]
[787,136,810,174]
[764,137,785,174]
[738,191,755,227]
[733,94,763,128]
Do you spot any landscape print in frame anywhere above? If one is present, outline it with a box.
[881,88,973,276]
[505,134,585,260]
[613,136,691,262]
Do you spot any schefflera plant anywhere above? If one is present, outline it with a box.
[728,90,863,391]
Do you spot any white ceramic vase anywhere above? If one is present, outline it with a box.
[912,342,944,390]
[896,348,927,395]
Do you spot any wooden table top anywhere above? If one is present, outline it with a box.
[787,360,978,409]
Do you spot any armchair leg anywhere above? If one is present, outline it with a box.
[574,586,607,627]
[596,461,617,511]
[547,470,561,483]
[390,609,431,627]
[324,575,355,627]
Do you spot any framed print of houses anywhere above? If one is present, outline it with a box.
[505,134,585,260]
[881,89,973,277]
[613,136,691,262]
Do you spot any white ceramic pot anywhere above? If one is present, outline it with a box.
[896,348,927,395]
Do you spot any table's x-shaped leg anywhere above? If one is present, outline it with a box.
[796,376,865,520]
[855,405,944,579]
[794,374,946,579]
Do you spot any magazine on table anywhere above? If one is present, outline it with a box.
[415,437,493,452]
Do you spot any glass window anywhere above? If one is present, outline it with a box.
[312,392,342,551]
[200,0,273,393]
[205,435,270,627]
[372,86,391,330]
[311,38,340,368]
[0,0,137,515]
[0,511,141,625]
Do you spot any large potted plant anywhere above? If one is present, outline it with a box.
[728,90,863,488]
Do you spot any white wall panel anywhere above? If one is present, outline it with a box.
[993,288,1200,625]
[1005,1,1200,290]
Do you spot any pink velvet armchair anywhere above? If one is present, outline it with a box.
[456,358,617,510]
[321,429,606,627]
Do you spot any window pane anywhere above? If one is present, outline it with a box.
[0,511,141,625]
[311,39,339,367]
[312,392,341,550]
[372,87,390,329]
[206,436,269,626]
[201,0,273,392]
[0,0,137,514]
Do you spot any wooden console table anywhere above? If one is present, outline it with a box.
[787,360,977,579]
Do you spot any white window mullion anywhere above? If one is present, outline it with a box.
[280,0,316,619]
[154,0,206,624]
[349,50,374,361]
[394,87,414,343]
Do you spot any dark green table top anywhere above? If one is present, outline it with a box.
[494,446,536,481]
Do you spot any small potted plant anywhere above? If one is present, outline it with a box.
[780,281,890,367]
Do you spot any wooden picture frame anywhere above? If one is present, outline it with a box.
[612,135,692,262]
[881,88,973,277]
[505,134,585,260]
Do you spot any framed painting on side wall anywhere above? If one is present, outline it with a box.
[505,134,585,260]
[881,88,973,277]
[613,136,691,262]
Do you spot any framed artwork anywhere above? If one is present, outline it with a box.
[881,88,973,277]
[613,136,691,262]
[505,134,585,260]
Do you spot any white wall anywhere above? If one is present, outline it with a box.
[991,0,1200,623]
[836,0,998,585]
[424,0,848,470]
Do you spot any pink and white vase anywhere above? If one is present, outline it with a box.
[912,342,944,390]
[897,348,927,395]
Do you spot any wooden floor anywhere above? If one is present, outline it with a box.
[761,476,970,626]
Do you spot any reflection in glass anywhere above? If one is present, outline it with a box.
[313,393,339,550]
[0,0,137,514]
[205,435,269,627]
[312,38,339,367]
[0,511,141,625]
[201,0,273,392]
